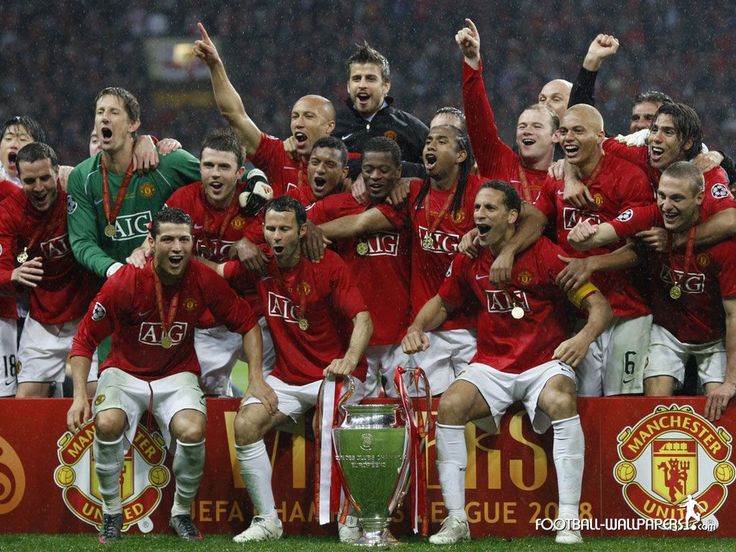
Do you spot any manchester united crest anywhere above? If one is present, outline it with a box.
[518,270,533,285]
[54,421,170,533]
[593,193,604,207]
[183,297,198,312]
[139,182,156,199]
[231,216,245,230]
[697,253,710,268]
[384,130,398,141]
[450,210,464,224]
[613,404,735,525]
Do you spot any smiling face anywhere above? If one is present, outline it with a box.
[474,187,519,252]
[347,62,390,117]
[516,107,556,166]
[657,173,703,233]
[200,147,244,209]
[94,94,140,155]
[263,209,306,267]
[0,124,34,179]
[308,146,347,199]
[648,114,691,171]
[290,96,335,157]
[150,222,193,283]
[18,157,58,212]
[559,107,604,174]
[361,150,401,203]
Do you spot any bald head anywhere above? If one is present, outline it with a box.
[538,79,572,121]
[291,95,336,157]
[563,104,604,134]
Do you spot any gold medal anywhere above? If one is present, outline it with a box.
[104,224,116,238]
[422,235,433,250]
[356,241,369,256]
[670,285,682,300]
[511,306,525,319]
[298,318,309,331]
[161,333,173,349]
[16,248,28,264]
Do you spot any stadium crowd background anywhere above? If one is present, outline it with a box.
[2,0,735,164]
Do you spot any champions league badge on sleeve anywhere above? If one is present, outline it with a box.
[613,404,735,528]
[54,421,170,533]
[91,302,107,321]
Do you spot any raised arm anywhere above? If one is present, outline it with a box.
[193,22,262,155]
[569,34,620,109]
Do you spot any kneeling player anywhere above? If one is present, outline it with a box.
[403,182,611,545]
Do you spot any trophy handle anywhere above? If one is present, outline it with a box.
[335,375,356,424]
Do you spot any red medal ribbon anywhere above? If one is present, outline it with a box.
[517,163,534,203]
[152,264,181,345]
[101,157,136,230]
[668,225,697,291]
[423,183,458,236]
[394,366,434,536]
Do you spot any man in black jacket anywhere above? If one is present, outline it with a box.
[334,42,428,179]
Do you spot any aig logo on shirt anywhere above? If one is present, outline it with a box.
[40,234,72,259]
[267,291,299,324]
[360,232,400,257]
[106,211,153,241]
[484,289,530,314]
[417,226,459,254]
[563,207,602,230]
[659,266,706,294]
[138,322,188,346]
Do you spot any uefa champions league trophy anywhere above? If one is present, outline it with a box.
[333,368,431,547]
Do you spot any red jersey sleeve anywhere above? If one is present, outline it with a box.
[0,201,18,294]
[438,254,473,309]
[327,253,369,320]
[534,176,558,219]
[198,263,258,334]
[462,61,517,178]
[70,272,129,359]
[375,201,409,230]
[711,240,736,299]
[702,168,736,215]
[608,204,661,239]
[248,133,290,196]
[602,140,649,171]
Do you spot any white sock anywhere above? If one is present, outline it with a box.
[435,423,467,521]
[93,435,124,515]
[171,439,206,516]
[552,415,584,521]
[236,441,277,519]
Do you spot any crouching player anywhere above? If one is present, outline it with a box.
[403,182,612,545]
[66,207,263,543]
[217,196,373,543]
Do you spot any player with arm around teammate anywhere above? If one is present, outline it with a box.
[404,181,612,545]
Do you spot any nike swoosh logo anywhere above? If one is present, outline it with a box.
[556,190,565,196]
[193,224,203,230]
[475,274,488,280]
[341,133,355,141]
[622,377,634,384]
[138,310,152,317]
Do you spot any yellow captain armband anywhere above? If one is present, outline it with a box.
[567,281,599,309]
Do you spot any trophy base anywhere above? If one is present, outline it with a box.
[355,529,399,547]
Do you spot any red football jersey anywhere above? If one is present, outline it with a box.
[70,259,257,380]
[647,238,736,343]
[0,189,99,324]
[224,249,369,384]
[0,182,22,319]
[463,61,547,201]
[248,133,307,197]
[167,181,263,322]
[535,154,653,318]
[309,192,410,346]
[287,184,318,207]
[378,175,485,331]
[439,237,577,373]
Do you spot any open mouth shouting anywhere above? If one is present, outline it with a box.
[649,145,664,164]
[355,92,371,109]
[476,223,491,237]
[520,137,536,147]
[294,132,308,145]
[99,126,113,146]
[7,151,18,166]
[312,175,327,196]
[424,152,438,172]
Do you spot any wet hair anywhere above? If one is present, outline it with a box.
[522,103,560,132]
[311,136,349,167]
[151,207,192,237]
[347,41,390,82]
[413,125,475,217]
[265,196,307,227]
[200,128,244,167]
[15,142,58,177]
[633,90,673,107]
[652,102,703,161]
[661,161,704,195]
[432,106,467,132]
[94,87,141,123]
[362,136,401,167]
[1,115,47,143]
[479,180,521,213]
